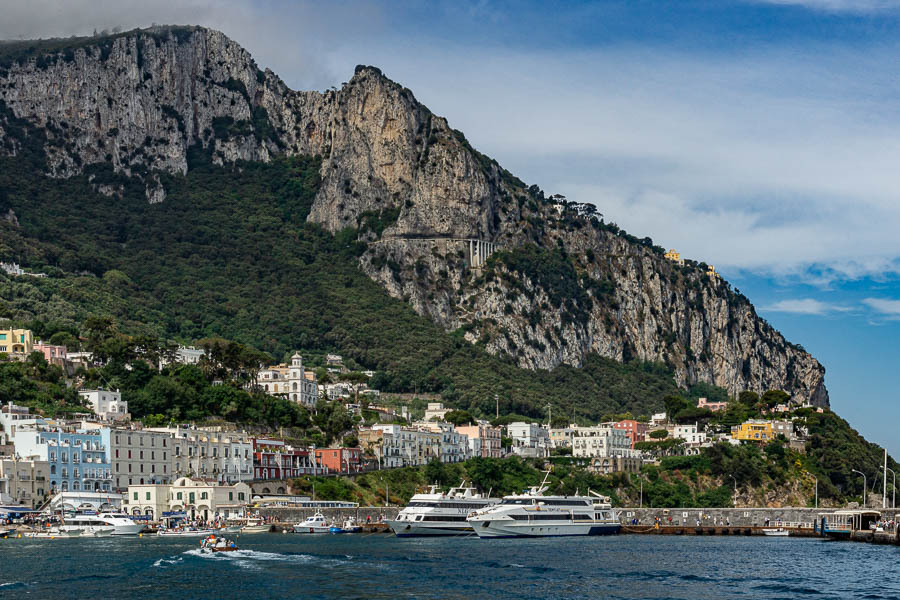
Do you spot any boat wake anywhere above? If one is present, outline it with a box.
[152,555,185,568]
[180,548,352,570]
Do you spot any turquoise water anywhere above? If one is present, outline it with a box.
[1,533,898,599]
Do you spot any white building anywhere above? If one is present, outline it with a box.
[669,423,707,445]
[571,426,638,460]
[506,422,550,458]
[257,353,318,408]
[414,422,470,463]
[423,402,451,422]
[160,346,205,369]
[369,425,440,468]
[128,477,251,521]
[79,389,129,421]
[0,457,50,507]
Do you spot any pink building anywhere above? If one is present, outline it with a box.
[613,420,649,449]
[34,342,67,361]
[457,424,502,458]
[697,397,728,412]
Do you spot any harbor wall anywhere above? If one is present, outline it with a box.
[256,507,401,523]
[617,507,842,527]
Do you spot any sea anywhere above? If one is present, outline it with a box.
[1,533,898,599]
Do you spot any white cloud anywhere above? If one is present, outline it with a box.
[862,298,900,316]
[762,298,849,315]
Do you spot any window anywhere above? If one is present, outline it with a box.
[128,450,132,459]
[133,492,138,500]
[238,492,245,501]
[50,465,56,474]
[229,492,234,501]
[201,492,208,499]
[177,492,182,500]
[189,492,195,504]
[146,492,151,500]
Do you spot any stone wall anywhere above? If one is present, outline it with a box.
[256,506,401,523]
[619,507,838,527]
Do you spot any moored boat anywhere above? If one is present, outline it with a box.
[60,513,145,536]
[329,518,361,534]
[241,517,271,533]
[762,528,790,536]
[467,472,620,538]
[293,512,332,533]
[387,481,499,537]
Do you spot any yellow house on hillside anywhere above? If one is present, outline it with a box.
[0,328,33,357]
[731,420,774,442]
[664,249,684,266]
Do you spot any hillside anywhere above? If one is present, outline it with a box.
[0,26,828,407]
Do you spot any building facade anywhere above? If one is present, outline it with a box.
[456,424,503,458]
[257,353,318,408]
[12,428,112,493]
[314,447,362,474]
[252,438,325,479]
[0,328,33,358]
[0,457,50,507]
[612,420,650,448]
[161,477,251,521]
[102,428,173,491]
[572,426,639,462]
[79,389,129,421]
[148,427,253,483]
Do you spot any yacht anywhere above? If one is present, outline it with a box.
[293,512,332,533]
[387,482,499,537]
[60,513,145,536]
[467,473,620,538]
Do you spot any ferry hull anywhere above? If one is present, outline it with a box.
[470,520,620,538]
[387,520,474,537]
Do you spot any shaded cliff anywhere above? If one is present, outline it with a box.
[0,26,828,406]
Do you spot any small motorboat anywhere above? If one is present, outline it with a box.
[293,513,332,534]
[241,518,271,533]
[200,535,239,553]
[329,518,361,534]
[762,528,790,536]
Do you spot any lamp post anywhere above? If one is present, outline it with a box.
[852,469,867,507]
[811,474,818,509]
[639,474,644,509]
[728,475,738,508]
[887,467,896,509]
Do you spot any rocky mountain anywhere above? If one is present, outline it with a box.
[0,26,828,406]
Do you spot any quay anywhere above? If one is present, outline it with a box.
[621,525,819,537]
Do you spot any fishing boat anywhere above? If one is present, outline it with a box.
[157,527,217,537]
[387,481,499,537]
[292,513,332,533]
[329,518,361,534]
[762,528,790,536]
[467,472,620,538]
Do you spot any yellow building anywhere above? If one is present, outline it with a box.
[0,328,33,357]
[664,249,684,266]
[731,420,774,442]
[706,264,720,279]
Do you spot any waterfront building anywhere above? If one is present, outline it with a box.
[78,388,129,421]
[414,422,470,463]
[252,438,325,479]
[121,483,169,519]
[256,352,318,408]
[0,456,50,507]
[147,427,253,483]
[11,427,112,493]
[0,328,33,358]
[102,428,173,491]
[48,490,122,512]
[154,476,251,521]
[457,423,503,458]
[314,447,362,474]
[697,397,729,412]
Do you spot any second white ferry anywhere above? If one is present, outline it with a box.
[467,473,620,538]
[387,482,498,537]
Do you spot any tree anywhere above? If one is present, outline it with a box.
[738,391,759,407]
[663,394,689,420]
[444,409,475,427]
[761,389,790,409]
[649,429,669,440]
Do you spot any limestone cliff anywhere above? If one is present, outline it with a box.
[0,26,829,406]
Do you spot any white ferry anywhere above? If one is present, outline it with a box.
[387,482,499,537]
[467,473,620,538]
[60,513,145,536]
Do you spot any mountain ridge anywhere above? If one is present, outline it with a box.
[0,26,828,406]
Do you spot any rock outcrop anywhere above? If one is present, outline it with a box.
[0,26,829,406]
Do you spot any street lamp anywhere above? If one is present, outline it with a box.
[851,469,867,506]
[811,474,818,509]
[886,467,896,509]
[728,475,738,507]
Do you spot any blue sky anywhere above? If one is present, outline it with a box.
[3,0,900,456]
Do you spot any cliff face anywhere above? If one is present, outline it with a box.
[0,27,828,406]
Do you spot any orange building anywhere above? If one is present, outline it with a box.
[314,447,361,474]
[612,420,649,449]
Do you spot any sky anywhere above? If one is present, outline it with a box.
[2,0,899,458]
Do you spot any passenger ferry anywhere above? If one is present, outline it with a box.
[387,482,498,537]
[467,473,620,538]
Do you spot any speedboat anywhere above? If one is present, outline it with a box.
[200,535,239,553]
[387,481,499,537]
[329,518,361,534]
[467,472,621,538]
[61,513,145,536]
[293,513,332,533]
